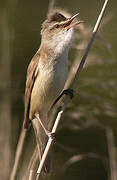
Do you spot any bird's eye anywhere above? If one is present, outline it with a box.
[54,24,59,28]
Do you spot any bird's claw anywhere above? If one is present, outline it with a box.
[46,130,56,140]
[63,89,74,99]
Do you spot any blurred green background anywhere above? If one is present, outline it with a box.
[0,0,117,180]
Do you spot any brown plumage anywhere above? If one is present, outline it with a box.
[23,10,80,174]
[24,52,40,129]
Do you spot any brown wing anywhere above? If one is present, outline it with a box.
[23,51,40,129]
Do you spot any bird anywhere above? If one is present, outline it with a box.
[23,10,81,174]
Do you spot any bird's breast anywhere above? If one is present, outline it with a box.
[30,55,68,120]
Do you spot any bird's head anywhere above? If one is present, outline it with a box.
[41,11,81,56]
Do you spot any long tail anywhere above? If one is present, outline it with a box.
[32,117,51,174]
[10,128,27,180]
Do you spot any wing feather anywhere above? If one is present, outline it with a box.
[23,51,40,129]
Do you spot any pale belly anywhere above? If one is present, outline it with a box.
[29,61,67,120]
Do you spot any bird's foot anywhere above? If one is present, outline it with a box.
[62,88,74,99]
[52,88,74,108]
[45,130,55,140]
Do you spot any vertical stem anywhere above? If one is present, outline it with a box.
[106,127,117,180]
[36,0,110,178]
[10,129,27,180]
[36,110,64,176]
[71,0,109,89]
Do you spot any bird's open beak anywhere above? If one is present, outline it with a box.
[63,13,83,30]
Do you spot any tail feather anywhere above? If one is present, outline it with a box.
[40,128,51,174]
[32,117,51,174]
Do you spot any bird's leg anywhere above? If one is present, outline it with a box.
[34,113,55,139]
[32,118,42,161]
[52,88,74,108]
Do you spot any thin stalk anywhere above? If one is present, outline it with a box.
[36,0,110,178]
